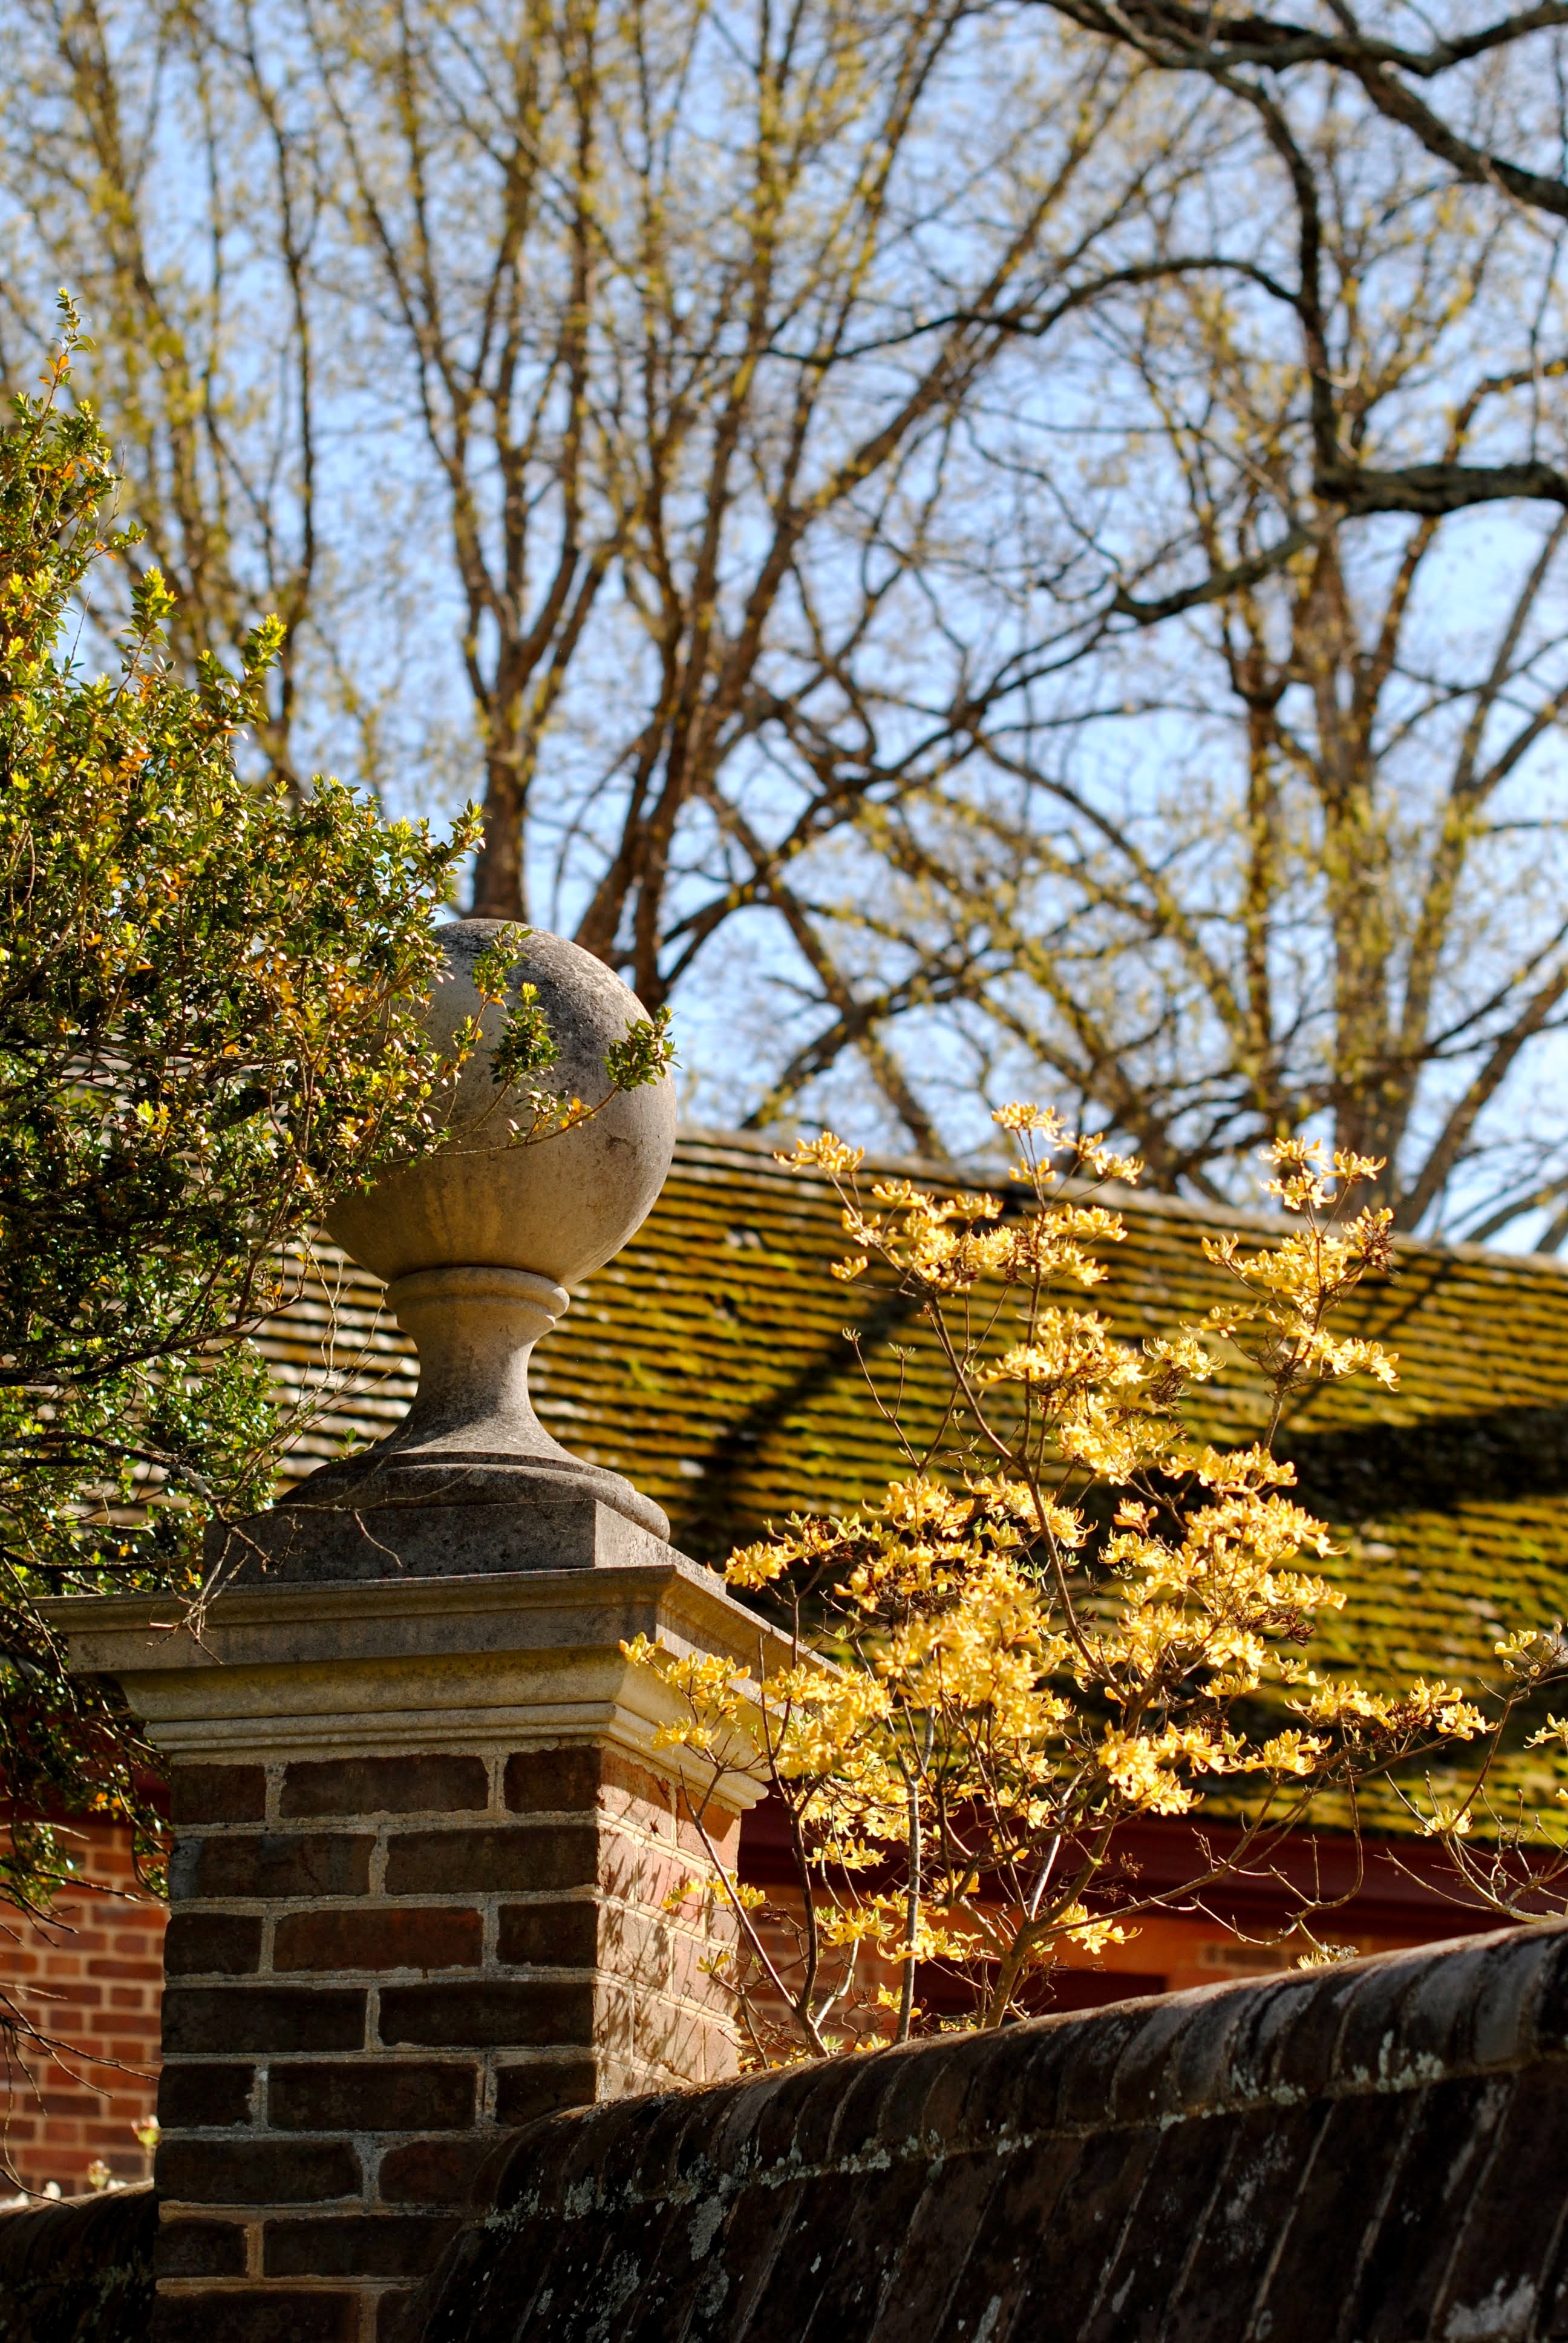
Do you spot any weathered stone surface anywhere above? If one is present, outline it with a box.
[307,922,679,1536]
[209,1493,678,1584]
[410,1918,1568,2343]
[324,923,677,1294]
[0,2186,155,2343]
[42,1547,782,1742]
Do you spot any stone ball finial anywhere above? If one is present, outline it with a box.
[289,922,677,1542]
[326,920,676,1286]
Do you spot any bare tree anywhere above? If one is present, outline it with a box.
[1,0,1223,1142]
[786,87,1568,1237]
[13,0,1568,1229]
[1026,0,1568,528]
[0,0,390,790]
[298,0,1207,1008]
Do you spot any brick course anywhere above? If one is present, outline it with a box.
[157,2065,257,2129]
[151,1742,739,2341]
[160,1985,367,2054]
[374,2135,500,2208]
[169,1768,268,1827]
[163,1914,264,1977]
[171,1833,374,1902]
[272,1906,483,1974]
[261,2214,462,2277]
[494,1898,599,1966]
[156,2216,248,2276]
[267,2063,477,2134]
[377,1976,595,2048]
[381,1823,599,1898]
[279,1759,489,1820]
[156,2289,355,2343]
[157,2137,361,2203]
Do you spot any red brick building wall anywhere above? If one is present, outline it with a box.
[1,1820,165,2199]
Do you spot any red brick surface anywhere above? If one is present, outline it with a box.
[272,1905,483,1974]
[381,1822,599,1896]
[281,1757,489,1820]
[0,1818,165,2197]
[146,1743,741,2338]
[153,2285,356,2341]
[162,1913,264,1976]
[157,2063,256,2129]
[168,1768,267,1827]
[495,1898,600,1965]
[171,1832,374,1901]
[261,2212,462,2276]
[160,1984,367,2053]
[492,2053,597,2128]
[375,2135,501,2207]
[266,2062,478,2134]
[157,2215,249,2275]
[157,2136,362,2203]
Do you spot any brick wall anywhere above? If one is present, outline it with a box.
[730,1806,1515,2046]
[11,1920,1568,2341]
[411,1918,1568,2343]
[152,1742,739,2343]
[1,1822,165,2199]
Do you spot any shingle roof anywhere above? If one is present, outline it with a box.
[259,1129,1568,1828]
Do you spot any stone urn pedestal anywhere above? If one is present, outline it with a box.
[44,925,779,2343]
[240,920,679,1559]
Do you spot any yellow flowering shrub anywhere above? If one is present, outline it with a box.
[1394,1626,1568,1919]
[628,1113,1502,2063]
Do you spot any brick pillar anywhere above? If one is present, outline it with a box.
[47,1510,773,2343]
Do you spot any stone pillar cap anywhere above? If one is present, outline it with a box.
[41,1535,789,1804]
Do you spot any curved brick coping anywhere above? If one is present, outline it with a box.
[416,1919,1568,2343]
[0,2186,155,2343]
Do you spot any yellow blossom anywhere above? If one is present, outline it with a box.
[619,1114,1497,2063]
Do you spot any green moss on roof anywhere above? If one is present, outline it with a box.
[260,1130,1568,1831]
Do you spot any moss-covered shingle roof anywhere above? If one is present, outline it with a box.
[260,1130,1568,1824]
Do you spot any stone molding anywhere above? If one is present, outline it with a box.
[42,1541,780,1803]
